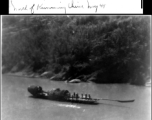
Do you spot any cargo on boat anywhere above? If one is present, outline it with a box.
[28,85,99,104]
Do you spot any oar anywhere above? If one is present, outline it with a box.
[97,98,135,103]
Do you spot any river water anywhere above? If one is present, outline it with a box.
[2,75,151,120]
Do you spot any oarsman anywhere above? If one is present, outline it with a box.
[73,92,76,99]
[88,94,91,100]
[85,94,88,99]
[76,93,79,100]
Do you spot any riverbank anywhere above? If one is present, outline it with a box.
[3,69,150,86]
[3,70,87,83]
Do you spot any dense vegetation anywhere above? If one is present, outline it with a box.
[2,15,150,85]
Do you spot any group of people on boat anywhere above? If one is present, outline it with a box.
[28,85,99,104]
[28,85,93,101]
[70,92,92,100]
[47,88,92,101]
[28,86,91,100]
[28,85,134,104]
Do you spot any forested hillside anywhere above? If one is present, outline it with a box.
[2,16,150,85]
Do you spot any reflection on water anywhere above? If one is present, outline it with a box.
[2,75,151,120]
[58,104,81,109]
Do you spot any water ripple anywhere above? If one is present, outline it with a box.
[58,104,81,109]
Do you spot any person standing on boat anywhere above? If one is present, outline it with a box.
[88,94,91,99]
[81,94,84,99]
[76,93,79,100]
[73,92,76,99]
[85,94,88,99]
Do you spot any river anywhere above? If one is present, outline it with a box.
[2,75,151,120]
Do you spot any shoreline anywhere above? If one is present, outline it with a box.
[2,72,150,87]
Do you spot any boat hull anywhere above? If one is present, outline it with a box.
[28,91,99,104]
[32,95,99,104]
[27,86,99,104]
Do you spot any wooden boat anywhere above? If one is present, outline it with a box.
[28,85,99,104]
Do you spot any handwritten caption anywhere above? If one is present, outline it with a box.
[10,0,106,14]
